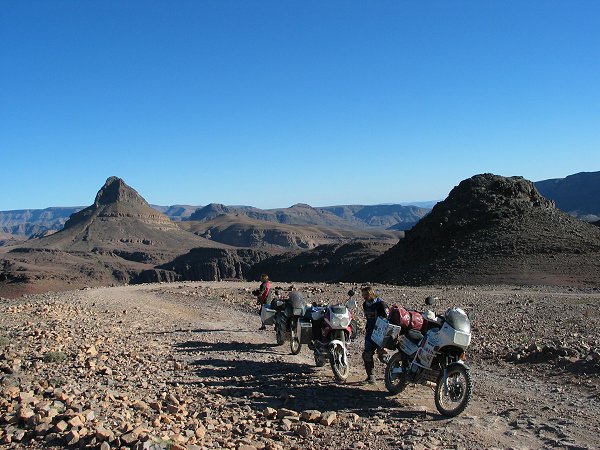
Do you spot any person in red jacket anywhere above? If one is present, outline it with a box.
[253,274,272,330]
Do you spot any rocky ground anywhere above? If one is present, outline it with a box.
[1,281,599,450]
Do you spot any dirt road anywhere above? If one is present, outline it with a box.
[1,282,599,449]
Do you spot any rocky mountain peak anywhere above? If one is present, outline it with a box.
[422,174,556,235]
[94,176,147,207]
[356,173,600,286]
[443,173,554,215]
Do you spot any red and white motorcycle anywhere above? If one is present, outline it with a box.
[306,290,358,383]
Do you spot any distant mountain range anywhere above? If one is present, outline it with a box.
[188,203,428,231]
[2,172,600,296]
[0,201,429,242]
[1,170,599,244]
[534,171,600,221]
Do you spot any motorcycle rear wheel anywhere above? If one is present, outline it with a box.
[434,363,473,417]
[385,352,409,395]
[290,319,301,355]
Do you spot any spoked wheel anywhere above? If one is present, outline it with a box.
[385,352,409,395]
[275,323,285,346]
[434,363,473,417]
[329,336,349,383]
[290,319,301,355]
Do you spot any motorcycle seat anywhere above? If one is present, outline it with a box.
[407,329,424,342]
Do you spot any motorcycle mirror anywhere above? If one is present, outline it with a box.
[425,296,437,306]
[347,289,356,297]
[346,298,358,309]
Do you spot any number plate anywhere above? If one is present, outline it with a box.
[370,317,388,347]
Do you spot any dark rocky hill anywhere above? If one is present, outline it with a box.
[355,174,600,286]
[248,241,394,283]
[159,247,272,282]
[535,171,600,221]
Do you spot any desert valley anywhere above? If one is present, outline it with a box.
[0,171,599,449]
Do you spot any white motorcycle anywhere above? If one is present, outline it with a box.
[304,290,358,383]
[373,296,473,417]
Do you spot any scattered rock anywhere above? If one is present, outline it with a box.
[320,411,337,426]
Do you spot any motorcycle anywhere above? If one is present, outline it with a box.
[273,291,309,354]
[373,296,473,417]
[307,290,358,383]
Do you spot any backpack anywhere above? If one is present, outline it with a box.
[388,304,424,332]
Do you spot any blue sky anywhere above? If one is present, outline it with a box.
[1,1,599,210]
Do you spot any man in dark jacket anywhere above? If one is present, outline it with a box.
[361,285,389,384]
[253,274,272,330]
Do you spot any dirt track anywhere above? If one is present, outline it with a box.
[1,281,599,449]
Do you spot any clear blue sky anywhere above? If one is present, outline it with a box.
[1,1,599,210]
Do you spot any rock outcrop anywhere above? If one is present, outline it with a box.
[248,241,394,282]
[356,174,600,286]
[160,248,272,281]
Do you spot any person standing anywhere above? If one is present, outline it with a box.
[253,274,272,330]
[361,285,389,384]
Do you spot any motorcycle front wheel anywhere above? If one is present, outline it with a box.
[329,335,349,383]
[275,323,285,346]
[289,319,301,355]
[434,363,473,417]
[384,352,409,395]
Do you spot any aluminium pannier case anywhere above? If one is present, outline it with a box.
[260,305,276,326]
[297,318,313,344]
[371,317,403,350]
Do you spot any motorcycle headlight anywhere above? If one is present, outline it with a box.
[331,316,350,328]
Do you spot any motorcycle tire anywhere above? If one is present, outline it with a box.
[329,335,349,383]
[384,352,409,395]
[275,323,285,346]
[290,319,301,355]
[434,363,473,417]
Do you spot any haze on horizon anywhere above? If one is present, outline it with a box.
[1,1,599,210]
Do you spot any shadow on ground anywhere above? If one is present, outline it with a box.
[175,338,436,421]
